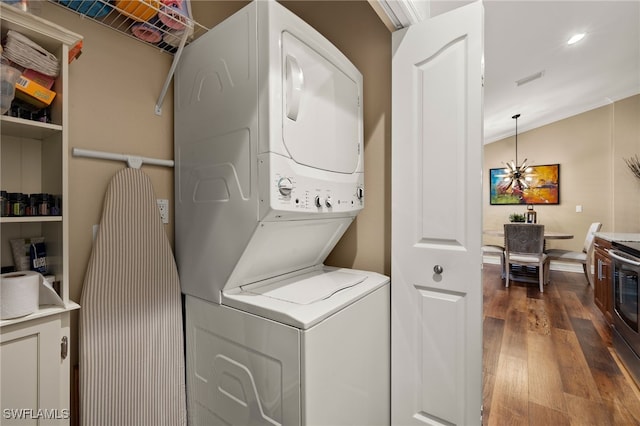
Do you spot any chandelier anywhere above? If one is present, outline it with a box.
[499,114,534,191]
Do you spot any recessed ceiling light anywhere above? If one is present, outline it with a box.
[567,33,586,45]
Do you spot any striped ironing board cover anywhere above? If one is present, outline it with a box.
[80,168,186,425]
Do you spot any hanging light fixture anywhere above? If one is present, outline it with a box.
[499,114,534,191]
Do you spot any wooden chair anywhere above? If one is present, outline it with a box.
[545,222,602,286]
[504,223,549,292]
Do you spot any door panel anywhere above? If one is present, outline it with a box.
[391,2,484,425]
[282,32,360,174]
[418,289,465,423]
[416,37,468,247]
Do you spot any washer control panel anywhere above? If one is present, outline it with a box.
[260,153,364,218]
[273,174,363,213]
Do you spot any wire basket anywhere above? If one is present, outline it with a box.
[48,0,208,54]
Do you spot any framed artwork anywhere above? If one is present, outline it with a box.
[490,163,560,205]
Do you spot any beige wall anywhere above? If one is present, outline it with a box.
[613,95,640,231]
[39,1,176,408]
[41,2,176,305]
[36,0,391,414]
[192,1,391,275]
[483,94,640,251]
[279,1,391,276]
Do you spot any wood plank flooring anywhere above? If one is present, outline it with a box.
[483,264,640,426]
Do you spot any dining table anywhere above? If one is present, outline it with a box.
[483,228,574,240]
[483,226,574,284]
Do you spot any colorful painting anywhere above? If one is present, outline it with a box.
[490,164,560,205]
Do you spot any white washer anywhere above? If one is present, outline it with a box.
[174,2,389,424]
[186,266,389,425]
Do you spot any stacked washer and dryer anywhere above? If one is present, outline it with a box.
[174,1,390,425]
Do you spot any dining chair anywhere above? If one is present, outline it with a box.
[504,223,549,292]
[482,244,505,279]
[545,222,602,286]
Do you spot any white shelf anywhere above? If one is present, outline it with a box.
[0,302,80,328]
[1,216,63,224]
[1,6,77,418]
[1,115,62,139]
[1,3,73,306]
[1,2,83,49]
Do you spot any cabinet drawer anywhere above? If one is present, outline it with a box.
[594,237,612,253]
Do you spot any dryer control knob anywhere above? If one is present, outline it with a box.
[314,196,322,208]
[325,196,332,208]
[356,187,364,200]
[278,178,293,196]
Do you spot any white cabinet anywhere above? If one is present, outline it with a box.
[1,4,81,423]
[1,315,71,425]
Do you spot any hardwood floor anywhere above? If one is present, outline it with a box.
[483,263,640,425]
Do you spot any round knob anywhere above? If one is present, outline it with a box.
[325,196,332,208]
[433,265,443,274]
[314,196,322,208]
[278,178,293,196]
[356,187,364,200]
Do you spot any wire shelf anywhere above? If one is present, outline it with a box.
[47,0,208,54]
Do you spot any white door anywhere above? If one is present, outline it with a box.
[391,2,484,425]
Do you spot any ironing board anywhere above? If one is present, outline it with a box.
[80,168,186,425]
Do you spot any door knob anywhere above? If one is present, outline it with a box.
[433,265,443,274]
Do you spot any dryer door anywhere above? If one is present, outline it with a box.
[282,31,361,174]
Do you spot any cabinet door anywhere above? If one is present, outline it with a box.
[1,315,69,425]
[594,238,613,324]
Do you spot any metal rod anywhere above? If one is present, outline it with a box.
[512,113,520,167]
[155,24,191,115]
[72,148,174,169]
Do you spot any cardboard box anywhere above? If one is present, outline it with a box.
[69,40,83,64]
[14,74,56,109]
[22,68,55,89]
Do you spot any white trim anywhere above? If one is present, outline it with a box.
[0,2,82,46]
[374,0,425,29]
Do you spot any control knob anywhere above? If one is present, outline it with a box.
[325,196,332,208]
[314,196,322,208]
[356,187,364,200]
[278,177,293,196]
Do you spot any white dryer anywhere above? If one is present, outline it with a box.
[174,1,389,425]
